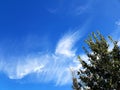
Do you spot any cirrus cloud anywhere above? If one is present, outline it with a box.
[0,30,83,85]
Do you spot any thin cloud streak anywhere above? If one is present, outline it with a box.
[47,0,91,16]
[0,30,82,85]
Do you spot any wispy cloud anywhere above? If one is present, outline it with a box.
[55,31,80,57]
[73,1,92,16]
[0,31,82,85]
[47,0,91,16]
[112,20,120,46]
[108,19,120,50]
[115,20,120,26]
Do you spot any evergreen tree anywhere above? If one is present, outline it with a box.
[73,32,120,90]
[71,69,81,90]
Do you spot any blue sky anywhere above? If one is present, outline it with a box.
[0,0,120,90]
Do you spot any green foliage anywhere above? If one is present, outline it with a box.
[73,32,120,90]
[71,69,81,90]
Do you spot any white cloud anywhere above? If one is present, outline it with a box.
[55,31,80,57]
[0,31,82,85]
[15,60,44,79]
